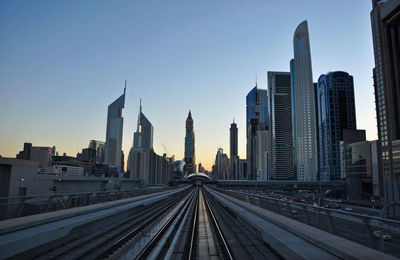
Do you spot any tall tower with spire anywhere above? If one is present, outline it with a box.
[230,119,239,180]
[104,81,126,172]
[133,99,154,150]
[184,110,196,174]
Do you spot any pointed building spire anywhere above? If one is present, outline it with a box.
[124,80,127,94]
[136,98,142,132]
[233,118,235,124]
[255,74,258,88]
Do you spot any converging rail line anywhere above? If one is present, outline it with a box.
[0,185,397,259]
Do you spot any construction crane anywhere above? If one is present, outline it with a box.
[161,142,170,157]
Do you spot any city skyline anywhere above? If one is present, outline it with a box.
[0,1,376,170]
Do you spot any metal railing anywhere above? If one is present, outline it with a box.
[212,186,400,257]
[0,186,182,220]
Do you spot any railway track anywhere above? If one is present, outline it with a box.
[34,188,191,260]
[26,185,395,260]
[97,187,282,259]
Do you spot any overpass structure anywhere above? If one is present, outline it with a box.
[0,185,398,259]
[216,180,347,193]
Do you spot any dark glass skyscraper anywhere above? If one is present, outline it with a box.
[317,71,356,181]
[268,71,294,180]
[230,119,238,180]
[230,119,238,158]
[184,111,196,174]
[371,0,400,212]
[104,82,126,172]
[246,85,268,180]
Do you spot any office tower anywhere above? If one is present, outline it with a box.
[215,148,229,180]
[129,149,173,185]
[239,159,247,180]
[81,148,96,162]
[246,85,268,180]
[255,130,269,180]
[89,140,105,163]
[198,163,203,173]
[371,0,400,213]
[268,71,295,180]
[16,142,32,160]
[340,129,367,179]
[184,111,196,174]
[317,71,357,181]
[230,120,239,179]
[104,81,126,172]
[128,101,153,177]
[127,103,173,184]
[292,20,318,181]
[30,147,53,167]
[248,117,260,180]
[290,59,297,176]
[230,120,238,158]
[345,140,381,200]
[133,100,154,150]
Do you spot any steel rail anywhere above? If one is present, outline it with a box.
[202,189,233,260]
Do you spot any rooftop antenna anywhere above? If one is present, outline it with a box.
[255,74,258,87]
[124,80,127,94]
[140,98,142,114]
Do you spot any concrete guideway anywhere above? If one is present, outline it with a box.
[216,187,400,257]
[0,184,397,260]
[0,186,191,259]
[205,186,397,260]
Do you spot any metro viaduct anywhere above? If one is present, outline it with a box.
[180,177,346,194]
[215,180,347,193]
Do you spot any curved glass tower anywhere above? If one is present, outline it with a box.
[293,21,318,181]
[104,82,126,172]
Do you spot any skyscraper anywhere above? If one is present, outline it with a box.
[88,140,105,163]
[246,85,268,180]
[184,111,196,174]
[290,59,297,177]
[255,130,269,180]
[133,100,154,150]
[104,81,126,172]
[248,117,260,180]
[230,119,238,159]
[371,0,400,213]
[317,71,356,181]
[215,148,229,180]
[268,71,295,180]
[230,119,238,179]
[292,20,318,181]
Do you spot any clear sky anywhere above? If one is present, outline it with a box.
[0,0,376,171]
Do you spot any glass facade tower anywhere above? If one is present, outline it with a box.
[292,20,318,181]
[133,101,154,150]
[246,86,268,180]
[104,82,126,172]
[317,71,356,181]
[268,71,295,180]
[371,0,400,214]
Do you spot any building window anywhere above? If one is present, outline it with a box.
[19,187,27,196]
